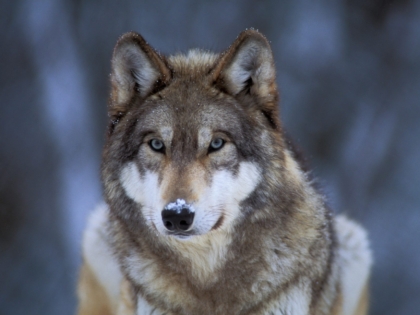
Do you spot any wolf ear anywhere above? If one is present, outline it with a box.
[213,30,277,99]
[212,30,280,129]
[110,32,171,106]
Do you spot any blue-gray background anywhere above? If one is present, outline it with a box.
[1,0,419,314]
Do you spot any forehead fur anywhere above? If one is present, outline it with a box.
[167,49,219,78]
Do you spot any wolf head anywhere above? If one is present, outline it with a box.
[102,30,291,241]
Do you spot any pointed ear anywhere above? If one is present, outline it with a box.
[110,32,171,106]
[213,30,280,129]
[213,29,277,99]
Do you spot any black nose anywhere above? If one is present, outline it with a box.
[162,203,195,232]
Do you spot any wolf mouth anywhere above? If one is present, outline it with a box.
[165,213,225,237]
[167,231,195,240]
[211,214,225,231]
[151,221,195,239]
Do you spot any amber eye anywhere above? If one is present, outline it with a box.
[208,138,225,153]
[149,139,165,153]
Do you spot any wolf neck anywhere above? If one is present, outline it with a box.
[164,229,234,284]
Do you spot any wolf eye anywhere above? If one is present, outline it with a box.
[149,139,165,152]
[208,138,225,153]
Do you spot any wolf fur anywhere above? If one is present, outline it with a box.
[77,30,372,315]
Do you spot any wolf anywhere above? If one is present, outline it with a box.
[77,30,372,315]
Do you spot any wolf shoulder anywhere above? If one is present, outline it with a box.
[335,215,372,315]
[77,204,123,315]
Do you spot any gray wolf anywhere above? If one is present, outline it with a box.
[77,29,372,315]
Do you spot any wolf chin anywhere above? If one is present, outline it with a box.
[77,30,372,315]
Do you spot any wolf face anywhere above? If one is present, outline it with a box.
[118,106,262,239]
[103,31,284,242]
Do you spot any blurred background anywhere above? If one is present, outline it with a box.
[1,0,419,314]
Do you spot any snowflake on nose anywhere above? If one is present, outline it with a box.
[165,199,195,214]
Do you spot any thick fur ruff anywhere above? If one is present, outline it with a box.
[77,30,372,315]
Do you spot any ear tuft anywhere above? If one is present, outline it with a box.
[110,32,170,105]
[213,30,277,98]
